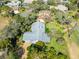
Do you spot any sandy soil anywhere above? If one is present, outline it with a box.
[0,16,10,30]
[64,22,79,59]
[21,42,31,59]
[67,41,79,59]
[65,35,79,59]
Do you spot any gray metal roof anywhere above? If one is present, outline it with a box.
[31,21,45,33]
[23,21,50,43]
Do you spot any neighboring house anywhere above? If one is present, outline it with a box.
[23,0,48,4]
[55,5,68,13]
[37,10,51,22]
[55,0,69,4]
[23,20,50,43]
[5,0,21,14]
[50,5,68,13]
[23,0,34,3]
[6,0,21,7]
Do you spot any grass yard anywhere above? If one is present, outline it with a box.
[46,19,79,59]
[46,21,68,55]
[47,37,68,55]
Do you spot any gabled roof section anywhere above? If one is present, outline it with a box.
[31,21,45,33]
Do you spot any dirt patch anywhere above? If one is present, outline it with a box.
[21,42,31,59]
[65,36,79,59]
[67,41,79,59]
[0,16,10,31]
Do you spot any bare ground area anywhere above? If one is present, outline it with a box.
[64,22,79,59]
[67,41,79,59]
[65,36,79,59]
[0,16,10,30]
[21,42,31,59]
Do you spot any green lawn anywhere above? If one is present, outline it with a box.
[47,37,68,55]
[46,21,69,55]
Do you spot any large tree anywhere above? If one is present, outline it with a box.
[29,0,49,13]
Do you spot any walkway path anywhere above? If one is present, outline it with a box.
[65,35,79,59]
[21,42,31,59]
[0,16,10,31]
[67,41,79,59]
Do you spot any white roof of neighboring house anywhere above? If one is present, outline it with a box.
[55,5,68,12]
[24,0,34,3]
[23,0,48,3]
[6,0,21,7]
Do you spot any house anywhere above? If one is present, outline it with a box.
[23,0,48,4]
[6,0,21,7]
[55,5,68,12]
[49,5,68,13]
[37,10,51,22]
[23,0,34,3]
[55,0,69,4]
[5,0,21,14]
[23,20,50,43]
